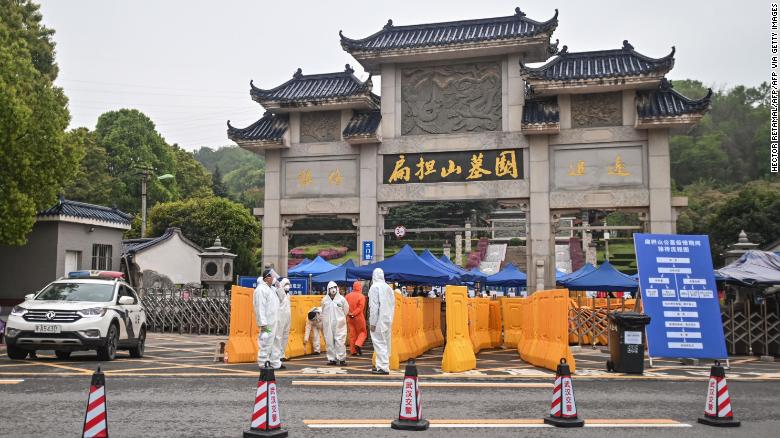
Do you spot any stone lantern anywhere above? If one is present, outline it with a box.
[200,237,237,290]
[723,230,759,265]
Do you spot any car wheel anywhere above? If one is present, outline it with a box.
[55,351,72,360]
[6,345,28,360]
[129,327,146,358]
[96,324,118,361]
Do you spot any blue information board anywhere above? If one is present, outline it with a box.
[237,276,257,289]
[289,278,308,295]
[362,240,374,261]
[634,233,727,359]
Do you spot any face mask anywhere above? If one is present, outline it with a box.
[328,288,337,297]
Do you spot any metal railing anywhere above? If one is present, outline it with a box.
[568,293,634,347]
[138,288,231,335]
[723,297,779,357]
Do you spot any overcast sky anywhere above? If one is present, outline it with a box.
[38,0,766,151]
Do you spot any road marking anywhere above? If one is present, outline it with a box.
[0,379,24,384]
[304,419,690,428]
[293,380,551,388]
[26,361,92,374]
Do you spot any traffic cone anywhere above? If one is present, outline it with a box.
[697,361,741,427]
[244,361,288,438]
[391,360,429,431]
[82,367,108,438]
[544,358,584,428]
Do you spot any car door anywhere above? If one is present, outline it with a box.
[116,285,139,340]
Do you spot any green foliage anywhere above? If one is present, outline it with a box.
[211,166,227,198]
[386,201,494,230]
[508,237,522,247]
[0,0,81,245]
[170,144,213,199]
[677,180,780,264]
[63,128,118,206]
[193,146,265,208]
[670,80,771,187]
[148,197,261,276]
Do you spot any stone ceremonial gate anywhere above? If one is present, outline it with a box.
[227,7,710,290]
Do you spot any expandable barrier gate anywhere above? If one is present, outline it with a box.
[568,293,637,346]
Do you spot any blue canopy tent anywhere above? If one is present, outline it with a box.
[485,263,527,287]
[347,245,455,285]
[311,259,358,286]
[437,254,488,284]
[559,261,638,292]
[468,267,488,282]
[556,269,568,280]
[287,256,337,277]
[287,258,312,274]
[558,263,597,283]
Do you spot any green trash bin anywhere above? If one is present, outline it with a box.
[606,312,651,374]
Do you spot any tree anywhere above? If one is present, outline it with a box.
[148,197,261,276]
[211,165,228,198]
[170,144,212,199]
[0,0,81,245]
[63,128,116,206]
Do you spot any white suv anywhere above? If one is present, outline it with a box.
[5,271,147,361]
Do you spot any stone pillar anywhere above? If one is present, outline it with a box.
[262,149,283,274]
[464,222,472,254]
[585,242,598,266]
[455,234,463,266]
[505,54,525,132]
[279,218,293,276]
[377,205,390,262]
[528,136,554,291]
[443,241,452,259]
[359,144,379,265]
[380,64,397,139]
[648,129,674,234]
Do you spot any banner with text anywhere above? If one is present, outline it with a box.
[634,233,727,359]
[383,149,523,184]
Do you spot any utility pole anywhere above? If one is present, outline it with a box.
[140,169,149,238]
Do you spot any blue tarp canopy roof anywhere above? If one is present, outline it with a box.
[287,258,311,274]
[559,261,638,292]
[485,263,527,287]
[558,263,597,283]
[347,245,455,285]
[556,269,567,280]
[437,255,488,283]
[311,259,358,285]
[468,267,488,282]
[288,256,337,277]
[714,250,780,286]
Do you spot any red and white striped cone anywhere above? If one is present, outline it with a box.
[244,361,288,438]
[544,358,584,428]
[698,361,741,427]
[391,360,429,431]
[82,367,108,438]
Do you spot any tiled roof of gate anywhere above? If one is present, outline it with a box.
[38,198,132,225]
[636,79,712,118]
[522,98,560,125]
[249,65,379,107]
[122,227,203,256]
[343,111,382,138]
[227,112,288,142]
[521,40,675,81]
[340,7,558,52]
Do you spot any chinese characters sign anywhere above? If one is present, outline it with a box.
[634,233,727,360]
[284,158,358,197]
[383,149,522,184]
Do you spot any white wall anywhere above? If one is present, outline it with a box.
[134,233,201,285]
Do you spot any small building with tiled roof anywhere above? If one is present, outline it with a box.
[121,227,204,288]
[0,197,132,304]
[225,7,711,289]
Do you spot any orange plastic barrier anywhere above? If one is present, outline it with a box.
[517,289,576,372]
[441,286,477,372]
[501,297,525,348]
[488,300,503,347]
[225,286,258,363]
[286,295,326,358]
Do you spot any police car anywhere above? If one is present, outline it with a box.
[4,270,147,361]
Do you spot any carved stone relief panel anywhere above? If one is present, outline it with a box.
[570,92,622,128]
[299,111,341,143]
[401,62,502,135]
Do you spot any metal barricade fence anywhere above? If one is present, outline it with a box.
[568,293,633,347]
[138,287,231,335]
[723,295,779,357]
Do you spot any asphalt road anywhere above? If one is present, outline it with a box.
[1,375,778,437]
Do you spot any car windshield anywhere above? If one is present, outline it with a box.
[35,283,115,302]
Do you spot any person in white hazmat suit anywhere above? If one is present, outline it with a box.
[253,269,281,369]
[272,278,291,366]
[321,281,349,365]
[368,268,395,374]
